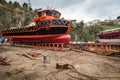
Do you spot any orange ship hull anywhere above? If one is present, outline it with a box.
[6,34,71,44]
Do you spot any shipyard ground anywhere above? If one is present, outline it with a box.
[0,44,120,80]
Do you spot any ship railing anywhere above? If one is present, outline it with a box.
[52,19,69,27]
[2,19,70,34]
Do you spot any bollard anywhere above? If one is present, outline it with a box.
[43,56,47,63]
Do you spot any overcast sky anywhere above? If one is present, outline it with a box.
[6,0,120,22]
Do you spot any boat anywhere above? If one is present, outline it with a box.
[97,28,120,42]
[2,8,71,44]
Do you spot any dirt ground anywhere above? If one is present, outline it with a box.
[0,44,120,80]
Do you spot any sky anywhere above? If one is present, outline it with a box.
[6,0,120,22]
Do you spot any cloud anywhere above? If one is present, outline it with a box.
[60,0,120,21]
[85,0,120,16]
[6,0,120,22]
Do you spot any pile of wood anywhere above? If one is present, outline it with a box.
[17,51,42,60]
[0,54,10,66]
[26,51,42,57]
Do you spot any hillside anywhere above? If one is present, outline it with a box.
[0,0,36,36]
[102,24,120,30]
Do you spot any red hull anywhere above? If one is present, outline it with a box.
[6,34,71,44]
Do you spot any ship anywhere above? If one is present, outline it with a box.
[97,28,120,42]
[2,8,71,44]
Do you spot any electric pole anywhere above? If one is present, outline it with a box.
[28,0,31,10]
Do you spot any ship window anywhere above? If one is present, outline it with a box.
[44,10,61,18]
[112,36,115,39]
[38,12,42,17]
[106,36,108,39]
[52,20,69,26]
[115,35,118,38]
[45,10,52,16]
[108,36,111,39]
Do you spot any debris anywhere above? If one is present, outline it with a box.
[17,50,42,60]
[43,56,47,63]
[27,51,42,57]
[0,54,11,66]
[0,54,7,60]
[56,61,73,69]
[22,52,36,60]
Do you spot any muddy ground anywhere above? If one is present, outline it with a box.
[0,44,120,80]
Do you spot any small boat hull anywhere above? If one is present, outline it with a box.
[97,39,120,43]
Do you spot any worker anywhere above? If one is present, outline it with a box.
[79,43,83,52]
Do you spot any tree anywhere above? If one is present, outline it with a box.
[29,7,33,11]
[70,20,86,41]
[9,1,13,5]
[0,0,7,4]
[22,2,28,9]
[77,20,84,31]
[88,24,103,40]
[13,1,21,8]
[117,16,120,19]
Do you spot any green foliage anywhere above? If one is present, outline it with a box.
[71,23,77,28]
[8,1,13,5]
[0,1,36,37]
[0,0,7,5]
[102,24,120,30]
[117,16,120,19]
[5,72,12,78]
[13,1,21,8]
[22,2,28,9]
[88,25,103,34]
[70,20,85,41]
[29,7,33,11]
[22,2,33,11]
[87,24,103,41]
[2,20,11,28]
[0,9,5,21]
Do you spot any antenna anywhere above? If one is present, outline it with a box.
[28,0,31,10]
